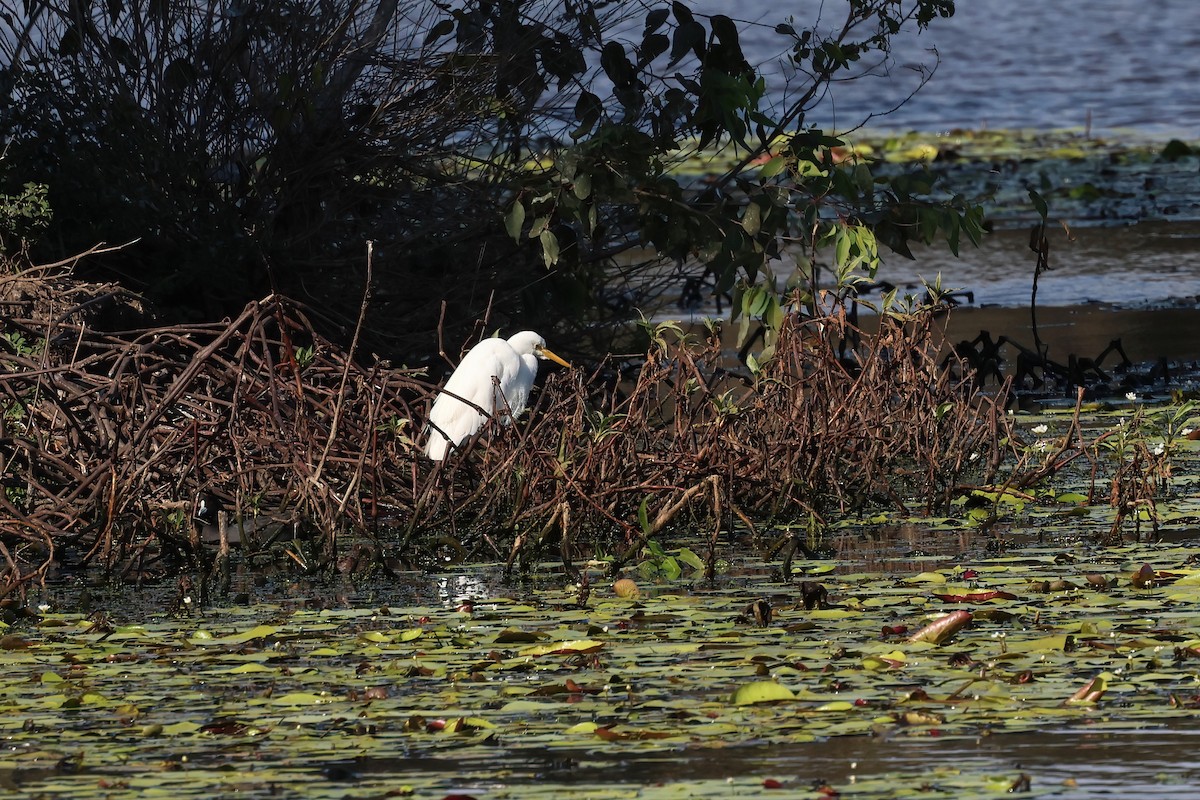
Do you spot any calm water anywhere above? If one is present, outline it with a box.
[376,726,1200,798]
[647,3,1200,316]
[692,0,1200,136]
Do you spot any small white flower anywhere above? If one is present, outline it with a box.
[1152,442,1165,456]
[183,596,193,605]
[1032,424,1048,434]
[1126,391,1138,401]
[1183,428,1194,437]
[37,603,50,613]
[969,452,980,462]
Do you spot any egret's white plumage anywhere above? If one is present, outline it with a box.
[424,331,570,460]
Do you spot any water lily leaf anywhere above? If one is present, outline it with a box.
[933,590,1018,602]
[498,700,559,714]
[594,725,676,741]
[730,681,796,706]
[814,700,857,712]
[443,717,497,733]
[862,650,907,670]
[1002,634,1071,654]
[493,629,545,644]
[907,610,973,644]
[520,639,605,657]
[1066,672,1112,704]
[190,625,279,646]
[308,647,340,656]
[807,609,859,619]
[267,692,332,706]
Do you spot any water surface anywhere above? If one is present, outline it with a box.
[691,0,1200,136]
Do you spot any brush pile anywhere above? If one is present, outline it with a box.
[2,255,1008,598]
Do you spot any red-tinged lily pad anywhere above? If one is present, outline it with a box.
[1066,673,1111,705]
[441,717,497,734]
[908,610,973,644]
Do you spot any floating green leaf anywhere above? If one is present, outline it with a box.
[730,681,796,706]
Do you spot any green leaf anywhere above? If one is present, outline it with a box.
[1029,189,1048,220]
[670,19,706,66]
[644,8,670,34]
[600,41,634,87]
[520,639,605,657]
[730,680,795,706]
[741,201,761,236]
[504,200,525,242]
[676,547,704,571]
[572,172,592,200]
[757,155,787,179]
[660,556,682,580]
[834,227,851,268]
[539,228,560,267]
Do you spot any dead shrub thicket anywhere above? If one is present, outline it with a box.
[1,259,1009,597]
[435,306,1010,574]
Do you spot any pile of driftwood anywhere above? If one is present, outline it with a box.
[1,257,1010,599]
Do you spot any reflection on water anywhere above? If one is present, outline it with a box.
[896,221,1200,308]
[590,726,1200,797]
[366,726,1200,798]
[673,221,1200,365]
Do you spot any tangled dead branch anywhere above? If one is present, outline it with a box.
[2,255,1011,598]
[426,307,1011,572]
[2,260,430,594]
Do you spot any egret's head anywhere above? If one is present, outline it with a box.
[508,331,571,368]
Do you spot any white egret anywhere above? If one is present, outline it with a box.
[424,331,571,460]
